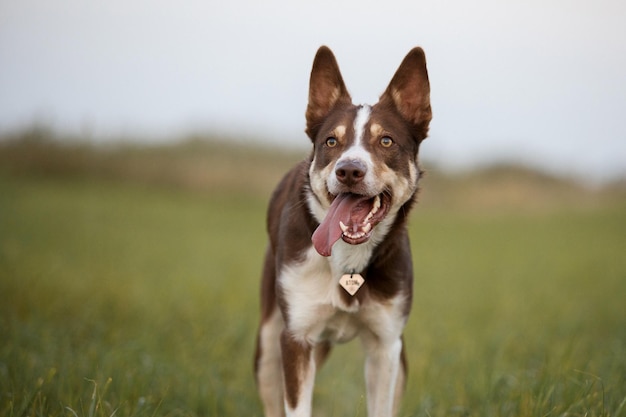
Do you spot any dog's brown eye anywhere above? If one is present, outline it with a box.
[380,136,393,147]
[326,137,338,147]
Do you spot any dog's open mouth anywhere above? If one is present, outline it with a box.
[312,192,391,257]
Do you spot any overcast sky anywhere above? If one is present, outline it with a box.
[1,0,625,181]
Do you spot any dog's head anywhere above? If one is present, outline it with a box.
[306,46,432,257]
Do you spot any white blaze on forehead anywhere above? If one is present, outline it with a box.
[353,105,371,147]
[337,105,372,163]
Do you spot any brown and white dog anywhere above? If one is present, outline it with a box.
[254,46,431,417]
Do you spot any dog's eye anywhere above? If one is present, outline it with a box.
[326,137,338,147]
[380,136,394,148]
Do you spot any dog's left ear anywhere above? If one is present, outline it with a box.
[306,46,352,140]
[380,47,432,141]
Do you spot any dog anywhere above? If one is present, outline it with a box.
[254,45,431,417]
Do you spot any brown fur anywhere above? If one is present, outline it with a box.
[255,45,431,417]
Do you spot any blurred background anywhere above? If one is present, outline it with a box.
[1,1,626,416]
[1,0,625,182]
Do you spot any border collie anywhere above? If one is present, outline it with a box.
[254,45,431,417]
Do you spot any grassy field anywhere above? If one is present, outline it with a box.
[1,136,625,416]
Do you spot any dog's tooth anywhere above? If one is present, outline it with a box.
[363,223,372,234]
[339,221,349,234]
[371,195,381,214]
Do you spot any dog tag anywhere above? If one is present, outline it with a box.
[339,273,364,296]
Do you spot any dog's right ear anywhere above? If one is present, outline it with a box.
[379,47,431,142]
[305,46,352,140]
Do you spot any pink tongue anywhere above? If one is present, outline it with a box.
[312,193,370,257]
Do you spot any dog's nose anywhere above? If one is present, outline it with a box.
[335,159,367,186]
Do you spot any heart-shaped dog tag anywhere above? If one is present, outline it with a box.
[339,273,364,296]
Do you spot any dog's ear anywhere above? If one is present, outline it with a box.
[380,47,431,141]
[306,46,352,140]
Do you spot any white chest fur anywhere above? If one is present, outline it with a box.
[279,246,407,346]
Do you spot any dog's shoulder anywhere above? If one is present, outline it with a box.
[267,159,317,263]
[266,159,310,235]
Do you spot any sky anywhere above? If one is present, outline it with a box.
[1,0,625,182]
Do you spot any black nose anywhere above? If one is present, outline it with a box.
[335,159,367,186]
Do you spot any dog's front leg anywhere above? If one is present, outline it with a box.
[362,335,404,417]
[280,331,316,417]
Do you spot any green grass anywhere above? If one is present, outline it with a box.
[0,176,266,416]
[1,140,625,416]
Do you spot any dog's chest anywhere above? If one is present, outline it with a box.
[279,247,357,340]
[279,246,404,344]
